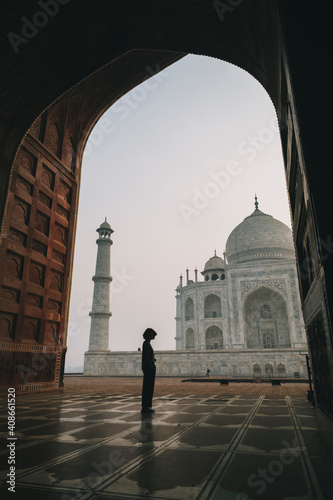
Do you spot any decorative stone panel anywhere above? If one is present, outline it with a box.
[58,181,71,204]
[32,239,48,257]
[29,261,45,287]
[0,343,64,392]
[44,322,60,345]
[8,228,27,246]
[22,317,40,342]
[16,149,37,176]
[49,270,63,292]
[56,205,69,221]
[40,165,55,190]
[26,293,43,308]
[241,279,287,297]
[16,175,34,196]
[39,191,52,208]
[1,287,20,303]
[54,223,67,246]
[5,252,24,280]
[35,211,50,236]
[12,197,30,226]
[0,313,16,340]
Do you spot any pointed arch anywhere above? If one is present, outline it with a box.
[253,363,261,377]
[185,297,194,321]
[244,286,290,349]
[265,363,274,376]
[205,325,223,349]
[204,294,222,318]
[185,328,195,350]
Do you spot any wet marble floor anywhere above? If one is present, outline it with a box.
[0,381,332,499]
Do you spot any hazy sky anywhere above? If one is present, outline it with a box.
[65,54,292,370]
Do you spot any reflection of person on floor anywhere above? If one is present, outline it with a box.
[141,328,157,413]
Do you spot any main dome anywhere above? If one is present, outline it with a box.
[226,201,295,265]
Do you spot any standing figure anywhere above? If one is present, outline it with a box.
[141,328,157,413]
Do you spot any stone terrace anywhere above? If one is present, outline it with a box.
[0,376,332,499]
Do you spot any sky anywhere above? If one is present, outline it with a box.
[65,54,292,371]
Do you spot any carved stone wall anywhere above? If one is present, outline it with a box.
[0,111,76,391]
[84,349,307,378]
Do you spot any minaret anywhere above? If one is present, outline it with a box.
[88,218,113,351]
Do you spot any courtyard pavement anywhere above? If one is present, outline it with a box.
[0,377,332,499]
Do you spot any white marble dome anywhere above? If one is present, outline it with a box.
[203,253,225,272]
[226,204,295,264]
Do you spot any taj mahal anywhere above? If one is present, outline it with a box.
[84,197,308,378]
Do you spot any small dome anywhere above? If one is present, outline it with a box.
[201,252,226,282]
[97,218,113,233]
[99,220,111,230]
[204,254,225,272]
[226,199,294,265]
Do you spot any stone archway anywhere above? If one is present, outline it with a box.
[185,298,194,321]
[244,286,291,349]
[0,31,281,392]
[205,325,223,350]
[0,3,332,435]
[185,328,195,350]
[204,294,222,319]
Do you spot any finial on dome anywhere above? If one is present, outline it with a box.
[105,216,107,222]
[214,249,216,256]
[254,194,258,210]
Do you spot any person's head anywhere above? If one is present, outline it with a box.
[143,328,157,341]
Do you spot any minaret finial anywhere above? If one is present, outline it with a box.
[254,194,258,210]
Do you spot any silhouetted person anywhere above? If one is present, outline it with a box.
[141,328,157,413]
[206,368,210,377]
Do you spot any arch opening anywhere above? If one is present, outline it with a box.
[204,294,222,319]
[244,286,291,349]
[205,325,223,350]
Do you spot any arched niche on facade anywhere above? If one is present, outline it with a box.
[185,328,195,350]
[253,363,261,377]
[205,325,223,350]
[185,298,194,321]
[265,363,274,376]
[204,294,222,319]
[277,363,286,376]
[244,286,291,349]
